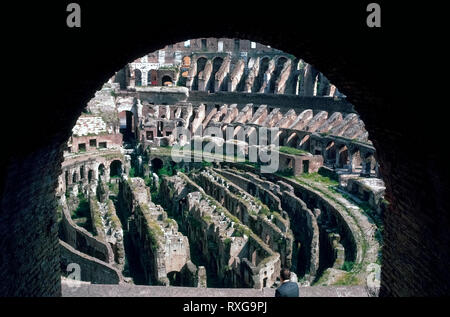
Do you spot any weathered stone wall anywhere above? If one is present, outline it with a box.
[218,161,380,284]
[191,169,293,269]
[124,86,189,105]
[281,188,320,279]
[60,240,122,284]
[346,178,385,213]
[0,143,63,296]
[179,261,207,288]
[271,177,359,264]
[70,134,123,153]
[89,193,125,270]
[215,169,282,213]
[159,173,280,289]
[118,176,191,286]
[216,167,319,280]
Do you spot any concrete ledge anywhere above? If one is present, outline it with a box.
[61,279,369,297]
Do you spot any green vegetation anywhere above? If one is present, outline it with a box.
[144,175,152,187]
[56,205,63,222]
[108,182,119,195]
[298,172,339,187]
[202,215,212,223]
[128,167,136,177]
[201,161,213,168]
[232,224,253,238]
[341,261,354,272]
[89,197,103,235]
[72,192,90,219]
[292,175,376,278]
[327,186,384,245]
[159,65,179,72]
[140,205,164,249]
[224,238,232,248]
[259,205,271,217]
[163,218,177,227]
[158,166,173,176]
[333,273,360,286]
[276,168,294,177]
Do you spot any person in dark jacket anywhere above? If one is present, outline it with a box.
[275,268,299,297]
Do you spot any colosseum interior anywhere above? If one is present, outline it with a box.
[49,38,386,296]
[2,2,448,299]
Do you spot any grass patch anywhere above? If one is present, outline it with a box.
[341,261,354,272]
[333,273,360,286]
[278,146,310,156]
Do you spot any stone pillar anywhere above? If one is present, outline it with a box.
[67,169,73,186]
[129,66,136,88]
[141,70,148,86]
[321,142,327,163]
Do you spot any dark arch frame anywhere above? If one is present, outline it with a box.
[3,2,447,297]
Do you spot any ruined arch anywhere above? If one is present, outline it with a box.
[72,171,78,183]
[193,57,208,91]
[119,110,135,141]
[79,166,85,180]
[253,56,270,92]
[98,163,106,177]
[148,69,157,86]
[337,145,349,168]
[209,56,224,92]
[269,56,288,93]
[88,169,93,183]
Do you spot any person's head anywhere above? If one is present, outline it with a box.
[280,268,291,282]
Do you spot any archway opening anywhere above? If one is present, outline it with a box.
[193,57,207,90]
[98,164,105,177]
[119,110,135,143]
[209,57,223,92]
[161,75,173,86]
[110,160,123,178]
[134,69,142,87]
[151,158,164,174]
